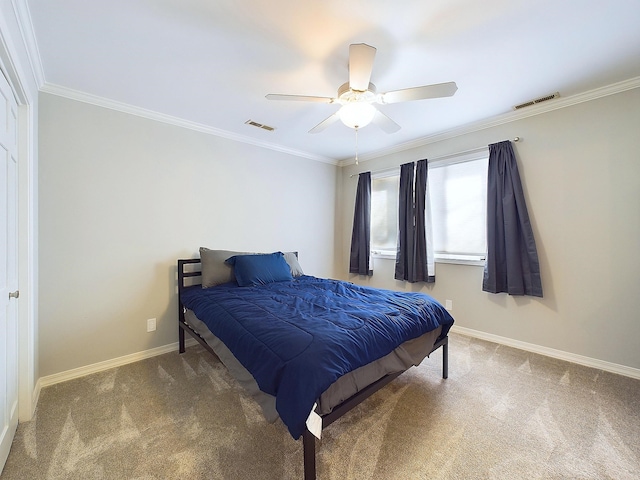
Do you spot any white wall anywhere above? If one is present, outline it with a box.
[339,87,640,371]
[38,93,337,377]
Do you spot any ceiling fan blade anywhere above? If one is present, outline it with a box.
[372,109,401,134]
[309,113,340,134]
[379,82,458,104]
[266,94,335,103]
[349,43,376,92]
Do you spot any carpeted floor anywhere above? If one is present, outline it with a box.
[2,333,639,479]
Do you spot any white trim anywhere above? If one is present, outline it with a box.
[339,76,640,166]
[38,338,198,389]
[10,0,640,169]
[451,325,640,380]
[45,75,640,168]
[435,256,485,266]
[371,251,486,267]
[0,2,39,425]
[0,5,32,102]
[39,83,338,166]
[11,0,45,88]
[17,103,36,422]
[32,377,41,414]
[39,326,640,389]
[371,250,395,259]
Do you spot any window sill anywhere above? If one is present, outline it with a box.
[371,251,485,267]
[371,250,396,259]
[436,257,485,267]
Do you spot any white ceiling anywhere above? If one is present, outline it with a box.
[25,0,640,163]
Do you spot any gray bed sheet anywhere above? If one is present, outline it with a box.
[184,309,442,422]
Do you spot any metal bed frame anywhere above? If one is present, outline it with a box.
[177,258,449,480]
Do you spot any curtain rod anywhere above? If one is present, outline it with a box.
[350,137,521,178]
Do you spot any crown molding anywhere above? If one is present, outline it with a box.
[339,76,640,167]
[11,0,45,88]
[39,73,639,169]
[12,0,639,168]
[40,83,339,166]
[19,0,336,166]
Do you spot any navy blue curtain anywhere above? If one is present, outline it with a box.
[349,172,372,275]
[395,163,415,281]
[483,141,543,297]
[395,160,433,282]
[414,159,434,282]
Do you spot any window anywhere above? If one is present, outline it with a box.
[370,150,489,264]
[429,152,488,263]
[371,174,399,255]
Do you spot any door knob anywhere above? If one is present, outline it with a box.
[9,290,19,299]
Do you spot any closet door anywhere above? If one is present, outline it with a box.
[0,68,19,474]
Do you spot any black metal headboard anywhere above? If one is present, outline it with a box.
[178,258,201,292]
[178,258,215,355]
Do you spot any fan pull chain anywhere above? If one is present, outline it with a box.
[355,127,359,165]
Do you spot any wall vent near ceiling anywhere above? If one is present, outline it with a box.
[513,92,560,110]
[245,119,276,132]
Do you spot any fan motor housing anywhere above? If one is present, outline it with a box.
[338,82,377,102]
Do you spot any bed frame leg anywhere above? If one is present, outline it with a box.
[179,325,185,354]
[303,429,316,480]
[442,337,449,379]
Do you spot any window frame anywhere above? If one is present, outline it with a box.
[369,148,489,266]
[370,167,401,257]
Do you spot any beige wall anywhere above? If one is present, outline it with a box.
[338,88,640,371]
[38,86,640,378]
[38,93,337,377]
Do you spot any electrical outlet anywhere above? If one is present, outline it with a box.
[445,300,453,311]
[147,318,156,332]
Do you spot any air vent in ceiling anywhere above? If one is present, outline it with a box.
[513,92,560,110]
[245,119,276,132]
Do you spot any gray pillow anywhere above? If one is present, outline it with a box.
[200,248,304,287]
[200,247,252,288]
[283,252,304,277]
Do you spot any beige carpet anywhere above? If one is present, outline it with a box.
[2,333,639,479]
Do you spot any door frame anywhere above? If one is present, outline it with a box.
[0,12,38,423]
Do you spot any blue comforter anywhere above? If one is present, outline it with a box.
[180,276,454,439]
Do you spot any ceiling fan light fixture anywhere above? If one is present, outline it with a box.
[338,102,376,129]
[265,44,457,134]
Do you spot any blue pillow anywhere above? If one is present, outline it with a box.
[226,252,293,287]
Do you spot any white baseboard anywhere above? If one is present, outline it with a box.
[31,379,41,418]
[32,328,639,415]
[38,338,199,390]
[451,325,640,380]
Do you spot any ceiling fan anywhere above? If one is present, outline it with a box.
[266,43,458,134]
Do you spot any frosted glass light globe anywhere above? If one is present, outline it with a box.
[338,102,376,129]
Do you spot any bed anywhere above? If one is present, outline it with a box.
[177,249,454,479]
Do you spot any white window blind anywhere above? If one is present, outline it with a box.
[428,152,488,261]
[371,174,398,254]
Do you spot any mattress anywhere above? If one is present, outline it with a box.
[180,275,454,438]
